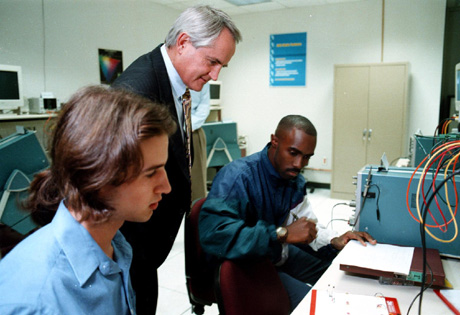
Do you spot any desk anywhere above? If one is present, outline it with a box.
[292,249,460,315]
[0,113,57,151]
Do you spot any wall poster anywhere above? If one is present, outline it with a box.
[99,49,123,85]
[270,32,307,87]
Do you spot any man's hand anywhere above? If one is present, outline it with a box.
[330,231,376,250]
[285,217,317,244]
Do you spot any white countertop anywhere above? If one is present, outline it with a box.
[292,250,460,315]
[0,113,58,121]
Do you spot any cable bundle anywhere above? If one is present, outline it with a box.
[406,140,459,242]
[405,138,460,315]
[435,115,459,135]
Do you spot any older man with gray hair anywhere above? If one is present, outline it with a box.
[113,5,242,314]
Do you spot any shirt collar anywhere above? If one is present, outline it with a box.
[260,143,282,180]
[160,44,187,100]
[52,201,129,286]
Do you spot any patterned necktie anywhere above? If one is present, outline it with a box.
[182,88,192,177]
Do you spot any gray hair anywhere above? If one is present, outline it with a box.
[164,5,242,48]
[275,115,317,137]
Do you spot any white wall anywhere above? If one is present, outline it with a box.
[1,0,45,98]
[0,0,179,101]
[384,0,446,140]
[220,0,382,184]
[219,0,446,183]
[0,0,446,184]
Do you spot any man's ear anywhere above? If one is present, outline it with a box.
[176,32,191,53]
[270,134,278,148]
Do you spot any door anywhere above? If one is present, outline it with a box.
[332,65,370,198]
[367,64,408,164]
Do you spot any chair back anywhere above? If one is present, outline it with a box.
[216,258,291,315]
[184,198,216,313]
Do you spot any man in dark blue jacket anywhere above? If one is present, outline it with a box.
[200,115,375,310]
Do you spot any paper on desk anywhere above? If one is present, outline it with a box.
[310,290,396,315]
[340,240,414,276]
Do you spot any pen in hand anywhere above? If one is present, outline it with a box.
[291,212,318,224]
[292,212,300,221]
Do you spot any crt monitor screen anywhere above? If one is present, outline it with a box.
[0,64,24,111]
[456,63,460,111]
[209,80,221,106]
[210,83,220,99]
[456,66,460,102]
[0,70,20,100]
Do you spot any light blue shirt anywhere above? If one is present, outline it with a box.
[160,44,187,139]
[191,83,211,131]
[0,201,135,315]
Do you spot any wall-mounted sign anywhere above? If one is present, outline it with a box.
[270,32,307,87]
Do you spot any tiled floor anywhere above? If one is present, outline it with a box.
[156,188,354,314]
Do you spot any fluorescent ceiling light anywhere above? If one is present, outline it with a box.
[224,0,272,6]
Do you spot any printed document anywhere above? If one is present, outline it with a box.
[340,240,414,276]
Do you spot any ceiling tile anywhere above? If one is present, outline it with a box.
[241,1,286,13]
[148,0,186,4]
[275,0,328,7]
[224,0,270,5]
[193,0,236,9]
[221,6,251,15]
[145,0,368,16]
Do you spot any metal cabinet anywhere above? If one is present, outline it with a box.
[331,63,409,199]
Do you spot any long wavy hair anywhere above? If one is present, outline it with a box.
[25,85,176,225]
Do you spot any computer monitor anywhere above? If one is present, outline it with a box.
[0,64,24,113]
[455,63,460,112]
[209,80,222,106]
[202,121,241,168]
[0,129,49,234]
